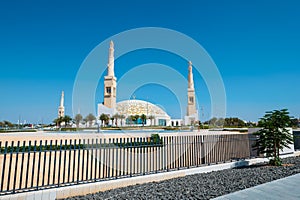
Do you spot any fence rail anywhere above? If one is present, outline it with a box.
[0,133,258,195]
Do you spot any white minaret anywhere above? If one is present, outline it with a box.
[103,41,117,109]
[185,61,198,125]
[187,61,196,116]
[188,61,194,90]
[58,91,65,118]
[107,40,115,77]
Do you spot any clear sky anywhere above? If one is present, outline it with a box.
[0,0,299,124]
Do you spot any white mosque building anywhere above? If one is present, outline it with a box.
[97,41,198,126]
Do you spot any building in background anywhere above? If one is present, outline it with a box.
[98,42,198,126]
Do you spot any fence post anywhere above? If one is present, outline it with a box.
[6,141,15,192]
[19,141,26,189]
[72,139,77,183]
[103,138,107,179]
[77,139,81,184]
[99,139,103,179]
[90,139,94,181]
[48,140,53,186]
[111,138,115,178]
[12,141,20,193]
[72,139,79,183]
[1,141,8,192]
[94,138,98,181]
[68,139,72,184]
[82,139,86,181]
[36,140,43,190]
[42,140,48,187]
[129,138,132,177]
[30,140,37,188]
[57,140,63,187]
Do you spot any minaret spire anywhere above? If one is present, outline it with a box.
[103,41,117,109]
[188,61,194,89]
[107,40,115,77]
[60,91,64,107]
[58,91,65,118]
[185,61,198,125]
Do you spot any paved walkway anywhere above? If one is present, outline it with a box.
[213,173,300,200]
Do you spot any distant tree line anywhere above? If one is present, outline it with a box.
[203,116,299,128]
[204,117,248,128]
[99,113,155,127]
[53,112,156,128]
[0,120,14,128]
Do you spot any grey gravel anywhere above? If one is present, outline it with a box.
[64,156,300,200]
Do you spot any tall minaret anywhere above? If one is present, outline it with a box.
[103,41,117,109]
[187,61,196,116]
[107,40,115,77]
[58,91,65,118]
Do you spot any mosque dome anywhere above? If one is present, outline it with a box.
[116,99,170,118]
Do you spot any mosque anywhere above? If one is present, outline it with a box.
[97,41,198,126]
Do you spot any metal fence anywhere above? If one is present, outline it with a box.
[0,133,258,195]
[293,131,300,150]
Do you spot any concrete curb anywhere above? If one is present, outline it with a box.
[2,152,299,200]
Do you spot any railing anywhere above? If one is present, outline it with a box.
[293,131,300,150]
[0,133,258,195]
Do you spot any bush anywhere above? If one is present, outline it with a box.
[60,127,77,131]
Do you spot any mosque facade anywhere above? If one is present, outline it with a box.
[97,41,198,126]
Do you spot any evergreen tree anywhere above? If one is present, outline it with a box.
[253,109,294,166]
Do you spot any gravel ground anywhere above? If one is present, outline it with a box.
[65,156,300,200]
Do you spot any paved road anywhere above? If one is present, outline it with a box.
[213,173,300,200]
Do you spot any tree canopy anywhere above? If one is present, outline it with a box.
[204,117,246,128]
[85,113,96,127]
[99,113,109,127]
[253,109,294,166]
[74,114,83,128]
[140,114,147,126]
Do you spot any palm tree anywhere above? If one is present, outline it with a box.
[127,115,135,126]
[85,113,96,127]
[74,114,83,128]
[83,118,88,127]
[141,114,147,126]
[99,113,109,127]
[119,114,125,126]
[148,115,155,126]
[53,117,63,128]
[3,120,13,128]
[113,113,120,126]
[134,115,140,125]
[63,115,72,127]
[110,116,114,126]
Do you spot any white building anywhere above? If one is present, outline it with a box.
[98,41,199,126]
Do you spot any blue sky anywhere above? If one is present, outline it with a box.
[0,0,299,123]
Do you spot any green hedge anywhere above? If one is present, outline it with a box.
[0,134,164,153]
